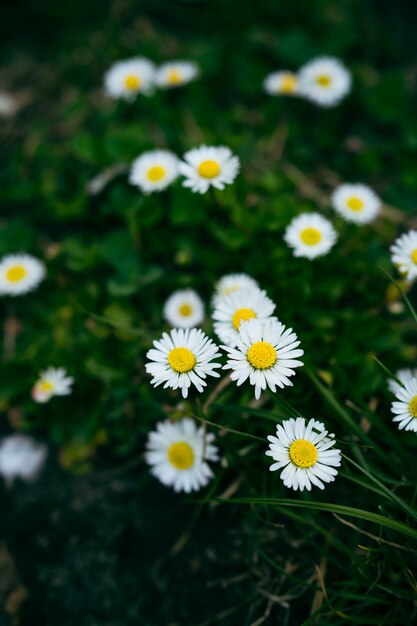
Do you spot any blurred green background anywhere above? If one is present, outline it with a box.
[1,0,417,624]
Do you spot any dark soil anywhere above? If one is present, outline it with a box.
[0,460,259,626]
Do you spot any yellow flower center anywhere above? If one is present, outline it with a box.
[168,347,196,373]
[411,249,417,265]
[346,197,364,211]
[38,380,54,393]
[246,341,277,369]
[316,74,331,87]
[300,227,322,246]
[168,70,182,84]
[409,395,417,418]
[5,265,27,282]
[124,74,141,90]
[167,441,194,470]
[179,303,192,317]
[289,439,318,468]
[146,165,166,182]
[198,160,221,179]
[232,307,256,330]
[280,74,298,93]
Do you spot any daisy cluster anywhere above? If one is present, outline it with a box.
[144,273,342,495]
[263,56,351,107]
[129,145,240,194]
[104,58,199,100]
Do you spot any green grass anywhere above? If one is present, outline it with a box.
[1,0,417,623]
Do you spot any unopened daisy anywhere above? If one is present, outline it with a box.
[104,58,155,100]
[390,231,417,283]
[331,183,381,224]
[263,71,299,96]
[32,367,74,404]
[388,368,417,395]
[129,150,179,193]
[145,418,218,493]
[163,289,204,329]
[298,57,351,107]
[0,434,47,486]
[179,146,240,194]
[146,328,221,398]
[212,273,260,306]
[222,318,304,400]
[0,254,45,296]
[284,213,337,259]
[391,377,417,432]
[266,417,341,491]
[213,288,276,347]
[155,61,199,89]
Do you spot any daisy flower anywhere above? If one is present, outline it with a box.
[179,145,240,194]
[284,213,337,259]
[213,288,276,347]
[388,368,417,395]
[0,434,47,486]
[155,61,199,89]
[129,150,179,194]
[146,328,222,398]
[331,183,381,224]
[163,289,204,329]
[32,367,74,404]
[222,318,304,400]
[266,417,341,491]
[145,418,218,493]
[212,273,260,306]
[263,71,299,96]
[104,58,155,100]
[391,377,417,432]
[0,253,45,296]
[298,57,351,107]
[390,231,417,283]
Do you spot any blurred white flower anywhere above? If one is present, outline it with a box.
[145,418,218,492]
[0,434,47,486]
[263,71,299,96]
[155,61,199,89]
[331,183,381,224]
[104,58,155,100]
[390,230,417,283]
[179,145,240,194]
[0,253,45,296]
[129,149,179,193]
[284,213,337,259]
[298,57,351,107]
[212,273,260,306]
[163,289,204,328]
[32,367,74,404]
[388,368,417,395]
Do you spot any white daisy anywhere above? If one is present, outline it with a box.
[263,71,299,96]
[212,273,260,306]
[146,328,222,398]
[155,61,199,89]
[0,253,45,296]
[222,318,304,400]
[163,289,204,329]
[391,377,417,432]
[388,368,417,395]
[284,213,337,259]
[266,417,341,491]
[331,183,381,224]
[179,145,240,194]
[129,150,179,194]
[298,57,351,107]
[32,367,74,404]
[104,58,155,100]
[213,288,276,347]
[0,434,47,486]
[145,418,218,493]
[390,231,417,283]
